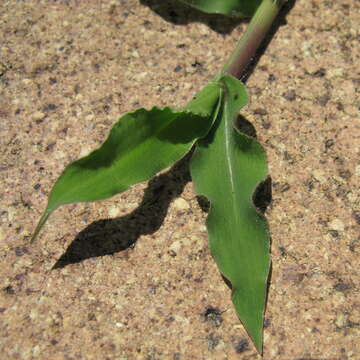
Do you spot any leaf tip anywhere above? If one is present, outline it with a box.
[30,211,51,243]
[231,289,266,355]
[252,329,264,355]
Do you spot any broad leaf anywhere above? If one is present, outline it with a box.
[32,82,222,241]
[179,0,261,17]
[190,74,270,352]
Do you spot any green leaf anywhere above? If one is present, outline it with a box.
[179,0,261,17]
[32,82,222,242]
[190,74,270,352]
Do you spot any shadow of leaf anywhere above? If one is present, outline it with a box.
[53,153,192,269]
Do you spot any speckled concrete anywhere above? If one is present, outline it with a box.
[0,0,359,359]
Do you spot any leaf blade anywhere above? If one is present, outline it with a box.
[190,75,270,352]
[32,82,222,241]
[179,0,261,17]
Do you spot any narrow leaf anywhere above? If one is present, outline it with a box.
[190,74,270,352]
[179,0,261,17]
[32,82,222,241]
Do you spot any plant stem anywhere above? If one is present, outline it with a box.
[222,0,285,79]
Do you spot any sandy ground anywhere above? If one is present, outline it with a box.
[0,0,359,359]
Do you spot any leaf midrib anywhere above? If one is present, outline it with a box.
[223,95,241,232]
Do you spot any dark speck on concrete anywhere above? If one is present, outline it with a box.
[313,68,326,77]
[42,103,57,112]
[191,60,203,69]
[278,246,287,257]
[15,247,28,256]
[316,94,331,106]
[280,183,291,193]
[264,318,271,328]
[233,338,249,353]
[202,306,223,327]
[304,179,314,191]
[282,89,296,101]
[268,74,276,82]
[207,334,220,350]
[92,63,100,71]
[328,230,339,238]
[352,212,360,225]
[336,102,344,111]
[333,281,351,292]
[338,169,351,179]
[325,139,334,149]
[283,151,295,163]
[45,142,56,151]
[254,108,268,116]
[262,120,271,129]
[3,285,15,295]
[348,240,359,253]
[88,313,97,321]
[168,250,177,257]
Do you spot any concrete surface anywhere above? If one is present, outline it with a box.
[0,0,359,359]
